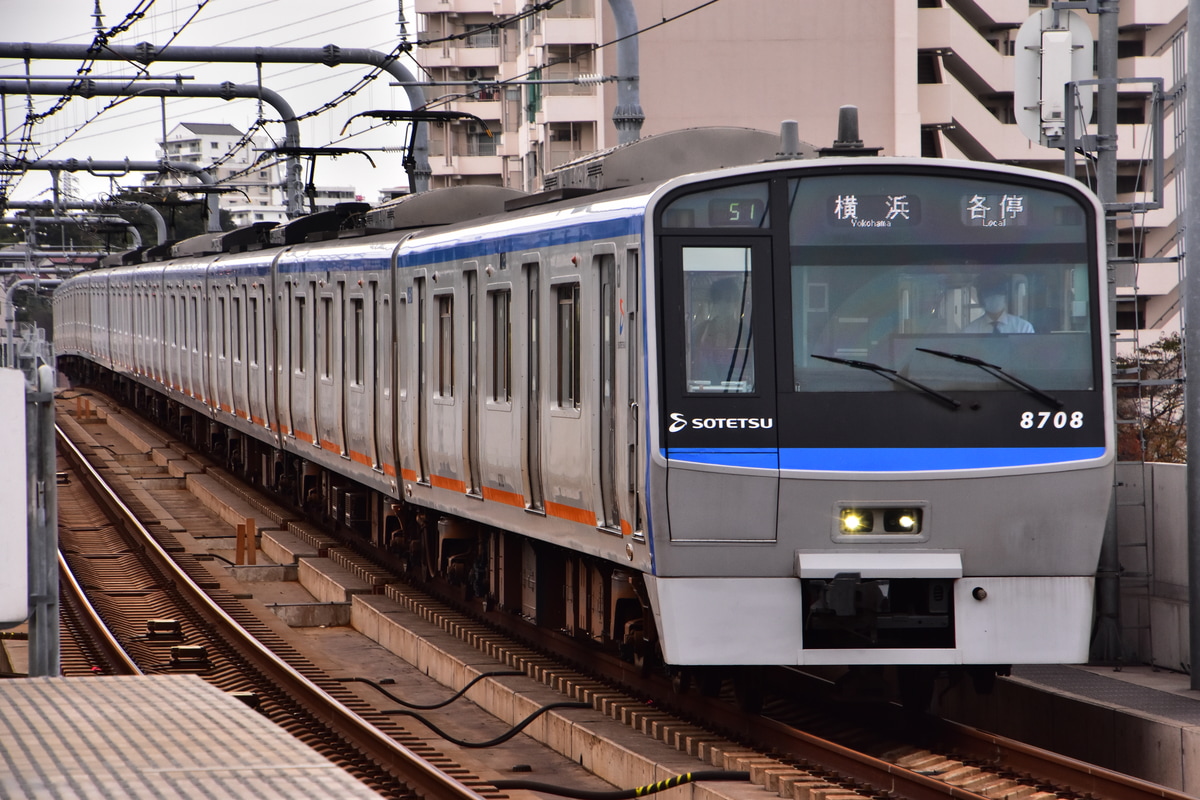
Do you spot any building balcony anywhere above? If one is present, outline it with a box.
[961,0,1031,25]
[542,94,605,124]
[543,17,599,45]
[547,147,586,170]
[919,81,1049,160]
[1118,0,1185,27]
[414,0,518,14]
[918,6,1013,93]
[422,44,502,70]
[920,79,1162,163]
[433,153,505,176]
[1119,52,1175,86]
[439,97,502,121]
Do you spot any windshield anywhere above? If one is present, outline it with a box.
[788,174,1095,393]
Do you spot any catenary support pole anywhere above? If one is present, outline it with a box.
[1186,0,1200,689]
[1090,0,1124,665]
[606,0,644,144]
[0,80,304,218]
[26,364,58,677]
[8,199,168,246]
[0,42,432,192]
[0,158,220,232]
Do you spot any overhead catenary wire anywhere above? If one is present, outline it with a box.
[6,0,724,204]
[3,0,212,198]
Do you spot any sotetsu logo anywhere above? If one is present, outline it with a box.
[668,412,774,432]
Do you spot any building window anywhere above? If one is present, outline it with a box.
[465,123,497,156]
[556,283,580,408]
[1116,298,1147,330]
[464,26,499,48]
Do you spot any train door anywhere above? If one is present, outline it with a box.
[659,237,779,541]
[343,283,376,470]
[465,268,481,496]
[232,284,247,420]
[369,280,382,470]
[415,275,428,482]
[338,280,349,456]
[597,251,619,531]
[250,283,269,432]
[301,278,319,450]
[315,284,333,451]
[214,284,228,414]
[523,260,544,512]
[624,248,643,538]
[280,279,297,439]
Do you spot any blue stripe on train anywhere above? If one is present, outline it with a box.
[665,447,1107,471]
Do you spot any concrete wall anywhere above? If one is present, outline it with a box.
[1116,461,1189,671]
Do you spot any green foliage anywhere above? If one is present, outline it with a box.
[1116,333,1185,462]
[113,189,233,243]
[14,288,53,335]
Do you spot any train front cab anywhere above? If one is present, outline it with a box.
[643,159,1114,672]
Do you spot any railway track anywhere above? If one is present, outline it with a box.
[58,546,143,677]
[55,424,493,800]
[54,393,1193,800]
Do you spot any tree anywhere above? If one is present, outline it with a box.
[113,189,233,243]
[1115,333,1185,462]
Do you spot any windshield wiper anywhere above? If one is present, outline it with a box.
[811,354,961,409]
[915,347,1062,409]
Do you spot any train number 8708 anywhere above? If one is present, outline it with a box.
[1020,410,1085,429]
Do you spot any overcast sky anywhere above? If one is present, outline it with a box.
[3,0,420,205]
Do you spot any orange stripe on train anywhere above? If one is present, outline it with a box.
[481,486,525,507]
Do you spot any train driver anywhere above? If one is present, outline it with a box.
[689,276,755,390]
[961,273,1034,334]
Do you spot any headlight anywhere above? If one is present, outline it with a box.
[837,505,924,535]
[884,508,922,533]
[839,508,874,533]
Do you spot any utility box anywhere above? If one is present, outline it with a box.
[1014,8,1094,149]
[0,368,28,626]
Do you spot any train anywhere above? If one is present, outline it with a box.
[53,122,1114,704]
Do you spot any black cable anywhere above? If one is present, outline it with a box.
[382,700,589,747]
[490,770,750,799]
[338,670,523,710]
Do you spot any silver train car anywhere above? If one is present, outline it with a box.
[54,130,1113,694]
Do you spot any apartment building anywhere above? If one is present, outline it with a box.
[152,122,288,227]
[414,0,1186,346]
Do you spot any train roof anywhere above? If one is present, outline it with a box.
[542,126,818,192]
[83,125,826,268]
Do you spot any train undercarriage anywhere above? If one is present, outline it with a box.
[62,359,1013,714]
[63,359,665,677]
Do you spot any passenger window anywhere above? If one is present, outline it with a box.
[490,289,512,402]
[321,296,332,378]
[352,298,364,385]
[683,246,755,393]
[295,294,306,374]
[438,294,454,397]
[556,283,580,408]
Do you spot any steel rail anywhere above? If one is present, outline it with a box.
[58,550,144,676]
[55,424,488,800]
